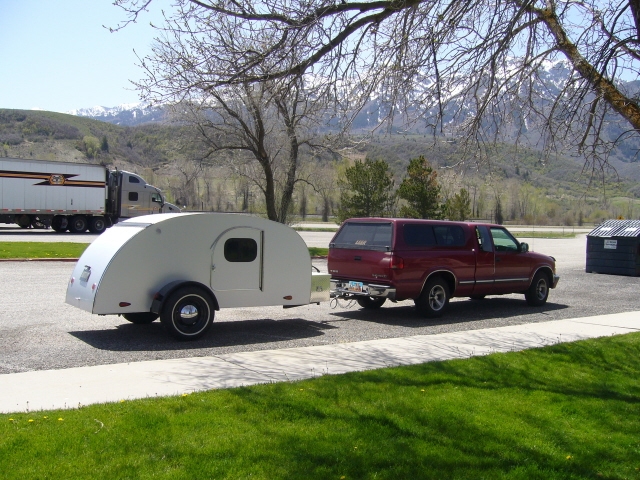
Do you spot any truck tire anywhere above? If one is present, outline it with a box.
[123,312,159,324]
[68,215,88,233]
[415,277,450,318]
[88,216,107,234]
[160,286,215,340]
[356,296,386,309]
[525,271,550,306]
[51,216,69,232]
[17,215,31,229]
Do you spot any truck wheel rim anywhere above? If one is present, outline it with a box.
[536,279,548,300]
[429,285,446,311]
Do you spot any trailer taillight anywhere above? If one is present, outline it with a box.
[390,255,404,269]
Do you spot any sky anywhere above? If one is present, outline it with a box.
[0,0,171,113]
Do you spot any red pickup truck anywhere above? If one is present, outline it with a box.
[328,218,559,317]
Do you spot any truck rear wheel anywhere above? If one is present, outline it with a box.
[160,287,215,340]
[525,271,550,306]
[88,216,107,234]
[16,215,31,229]
[415,277,450,318]
[123,312,159,324]
[68,215,88,233]
[356,296,386,309]
[51,216,68,232]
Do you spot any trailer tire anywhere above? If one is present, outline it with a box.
[17,215,31,229]
[160,287,215,340]
[123,312,159,324]
[415,277,450,318]
[88,216,107,234]
[51,216,68,232]
[356,296,386,309]
[68,215,88,233]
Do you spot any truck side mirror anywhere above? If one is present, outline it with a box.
[520,242,529,253]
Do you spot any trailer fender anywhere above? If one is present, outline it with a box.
[151,280,220,315]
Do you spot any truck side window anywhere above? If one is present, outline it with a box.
[433,225,466,247]
[128,176,140,183]
[128,192,138,201]
[490,228,519,252]
[404,224,436,246]
[224,238,258,262]
[476,226,493,252]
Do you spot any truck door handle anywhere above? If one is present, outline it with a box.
[354,256,361,261]
[496,257,501,262]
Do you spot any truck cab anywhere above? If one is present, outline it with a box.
[111,171,180,219]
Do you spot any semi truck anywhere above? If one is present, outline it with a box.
[0,157,179,233]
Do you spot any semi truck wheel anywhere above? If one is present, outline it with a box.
[68,215,88,233]
[123,312,159,324]
[51,216,68,232]
[356,296,386,309]
[88,216,107,234]
[415,277,450,318]
[160,287,215,340]
[525,271,549,306]
[17,215,31,229]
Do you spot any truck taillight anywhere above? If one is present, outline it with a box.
[390,255,404,269]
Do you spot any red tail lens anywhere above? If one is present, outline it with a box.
[390,255,404,269]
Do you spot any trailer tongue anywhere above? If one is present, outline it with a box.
[66,213,330,340]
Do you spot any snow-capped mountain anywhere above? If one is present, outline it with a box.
[68,103,167,126]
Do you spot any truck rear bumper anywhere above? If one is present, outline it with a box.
[330,279,396,301]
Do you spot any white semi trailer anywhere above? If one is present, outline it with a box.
[0,157,179,233]
[66,213,331,340]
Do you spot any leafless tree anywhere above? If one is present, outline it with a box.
[115,0,640,175]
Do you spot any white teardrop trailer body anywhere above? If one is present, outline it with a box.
[65,213,330,340]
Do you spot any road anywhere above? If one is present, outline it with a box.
[1,235,639,375]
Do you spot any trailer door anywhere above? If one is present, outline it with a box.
[211,227,263,291]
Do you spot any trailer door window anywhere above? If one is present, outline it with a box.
[224,238,258,262]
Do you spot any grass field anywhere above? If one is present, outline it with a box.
[0,242,88,259]
[1,333,639,479]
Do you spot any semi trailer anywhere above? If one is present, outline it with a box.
[0,157,179,233]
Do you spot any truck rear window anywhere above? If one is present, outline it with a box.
[404,224,466,247]
[331,222,393,250]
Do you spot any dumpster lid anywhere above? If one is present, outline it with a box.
[588,219,640,237]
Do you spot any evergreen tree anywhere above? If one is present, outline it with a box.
[447,188,472,221]
[100,135,109,153]
[397,156,443,219]
[337,158,395,222]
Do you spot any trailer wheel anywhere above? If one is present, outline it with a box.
[356,296,386,309]
[525,271,550,306]
[51,216,68,232]
[123,312,159,324]
[88,216,107,234]
[17,215,31,229]
[415,277,450,318]
[68,215,88,233]
[160,287,215,340]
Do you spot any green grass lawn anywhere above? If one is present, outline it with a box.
[511,231,577,239]
[0,242,89,259]
[2,333,639,479]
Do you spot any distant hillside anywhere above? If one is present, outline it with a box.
[2,108,639,223]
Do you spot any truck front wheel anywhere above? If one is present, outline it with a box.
[160,287,215,340]
[415,277,450,318]
[525,271,550,306]
[68,215,88,233]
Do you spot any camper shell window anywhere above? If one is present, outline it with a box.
[331,222,393,250]
[224,238,258,262]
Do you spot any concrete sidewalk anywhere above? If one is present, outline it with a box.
[1,311,638,413]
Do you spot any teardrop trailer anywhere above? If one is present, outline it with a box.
[65,213,331,340]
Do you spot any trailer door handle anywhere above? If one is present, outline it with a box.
[211,264,216,271]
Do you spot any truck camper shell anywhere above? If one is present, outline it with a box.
[66,213,330,340]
